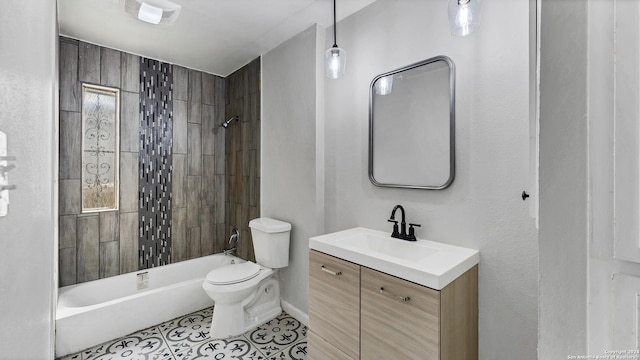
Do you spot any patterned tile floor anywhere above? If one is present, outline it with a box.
[58,307,307,360]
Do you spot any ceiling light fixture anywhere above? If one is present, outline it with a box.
[448,0,482,37]
[138,2,163,24]
[122,0,182,25]
[325,0,346,79]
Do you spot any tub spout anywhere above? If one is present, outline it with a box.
[229,228,239,245]
[225,229,239,256]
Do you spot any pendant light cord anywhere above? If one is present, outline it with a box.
[332,0,338,48]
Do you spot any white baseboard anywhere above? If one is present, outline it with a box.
[281,300,309,326]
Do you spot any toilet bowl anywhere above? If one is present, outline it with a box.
[202,217,291,339]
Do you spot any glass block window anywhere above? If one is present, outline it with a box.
[81,84,120,212]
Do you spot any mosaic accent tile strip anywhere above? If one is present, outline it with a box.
[139,58,173,269]
[58,308,307,360]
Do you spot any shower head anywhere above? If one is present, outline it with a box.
[221,116,240,129]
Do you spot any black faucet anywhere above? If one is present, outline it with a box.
[388,205,421,241]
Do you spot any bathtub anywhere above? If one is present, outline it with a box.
[55,253,244,357]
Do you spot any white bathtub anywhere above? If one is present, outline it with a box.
[55,253,243,357]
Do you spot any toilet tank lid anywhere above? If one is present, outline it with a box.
[249,217,291,233]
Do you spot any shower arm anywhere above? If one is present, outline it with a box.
[221,116,240,129]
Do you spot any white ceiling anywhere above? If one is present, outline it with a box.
[58,0,376,77]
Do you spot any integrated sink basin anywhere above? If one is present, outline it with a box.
[309,227,479,290]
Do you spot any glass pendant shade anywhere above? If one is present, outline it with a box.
[374,75,394,95]
[448,0,481,36]
[325,47,346,79]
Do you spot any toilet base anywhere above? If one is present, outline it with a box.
[209,277,282,339]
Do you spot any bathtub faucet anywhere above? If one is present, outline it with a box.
[224,228,240,255]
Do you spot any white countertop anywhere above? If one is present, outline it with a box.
[309,227,479,290]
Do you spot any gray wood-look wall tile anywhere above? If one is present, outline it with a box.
[100,47,121,88]
[249,92,260,123]
[241,177,249,214]
[249,150,258,207]
[248,60,259,94]
[202,73,215,105]
[202,156,216,206]
[119,212,138,274]
[187,123,202,175]
[99,240,120,278]
[79,42,100,83]
[200,206,214,256]
[60,40,79,112]
[99,211,119,242]
[186,176,201,228]
[202,104,216,155]
[214,76,226,109]
[187,70,202,124]
[223,60,260,261]
[77,215,100,283]
[60,179,81,215]
[214,175,226,224]
[173,66,188,101]
[59,111,81,180]
[59,247,77,287]
[119,152,139,213]
[59,39,235,276]
[214,106,226,175]
[121,91,140,152]
[60,215,77,249]
[172,154,187,208]
[121,53,140,93]
[173,100,188,154]
[214,224,225,254]
[172,207,187,262]
[187,227,201,259]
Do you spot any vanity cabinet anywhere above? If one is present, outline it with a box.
[308,250,478,360]
[308,250,360,360]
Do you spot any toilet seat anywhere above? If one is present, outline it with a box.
[206,262,261,285]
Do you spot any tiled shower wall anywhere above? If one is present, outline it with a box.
[58,37,230,286]
[225,58,261,262]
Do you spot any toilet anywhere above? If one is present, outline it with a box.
[202,217,291,339]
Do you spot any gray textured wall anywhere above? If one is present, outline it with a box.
[0,0,57,356]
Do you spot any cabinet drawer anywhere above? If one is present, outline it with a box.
[308,250,360,360]
[361,266,440,360]
[308,330,354,360]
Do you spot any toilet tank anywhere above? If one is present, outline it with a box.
[249,217,291,269]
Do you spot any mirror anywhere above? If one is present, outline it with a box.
[369,56,455,189]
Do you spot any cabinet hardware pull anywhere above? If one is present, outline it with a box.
[321,265,342,276]
[379,287,411,302]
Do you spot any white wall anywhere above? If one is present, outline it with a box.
[0,0,58,359]
[262,25,324,317]
[538,0,589,358]
[586,0,640,354]
[323,0,537,359]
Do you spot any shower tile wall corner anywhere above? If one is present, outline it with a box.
[58,37,234,286]
[226,58,261,262]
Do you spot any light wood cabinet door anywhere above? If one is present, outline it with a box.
[361,266,440,360]
[308,250,360,360]
[308,331,354,360]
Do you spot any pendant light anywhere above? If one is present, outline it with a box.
[448,0,482,37]
[325,0,346,79]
